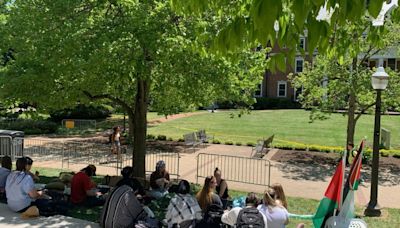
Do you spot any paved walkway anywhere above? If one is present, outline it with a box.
[33,144,400,209]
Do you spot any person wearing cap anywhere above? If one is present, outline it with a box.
[149,160,170,199]
[70,165,104,207]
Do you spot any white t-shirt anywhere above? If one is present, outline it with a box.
[221,206,268,227]
[5,171,35,212]
[257,204,289,228]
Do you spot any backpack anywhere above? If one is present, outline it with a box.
[236,207,265,228]
[198,204,224,228]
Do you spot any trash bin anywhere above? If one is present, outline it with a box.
[0,130,24,160]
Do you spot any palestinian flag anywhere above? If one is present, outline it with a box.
[313,159,344,228]
[343,139,365,200]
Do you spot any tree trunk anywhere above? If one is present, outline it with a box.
[132,79,150,178]
[347,91,356,147]
[127,110,134,144]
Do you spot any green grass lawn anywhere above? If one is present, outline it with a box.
[14,167,399,226]
[148,110,400,149]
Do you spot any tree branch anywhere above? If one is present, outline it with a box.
[355,102,376,122]
[82,91,134,115]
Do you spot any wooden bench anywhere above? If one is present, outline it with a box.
[183,132,201,153]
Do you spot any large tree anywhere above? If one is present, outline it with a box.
[0,0,266,177]
[171,0,399,66]
[290,21,400,147]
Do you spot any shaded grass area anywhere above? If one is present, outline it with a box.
[30,167,400,226]
[148,110,400,149]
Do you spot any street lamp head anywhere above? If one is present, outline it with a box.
[371,67,389,90]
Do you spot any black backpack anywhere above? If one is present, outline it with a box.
[236,207,265,228]
[198,204,224,228]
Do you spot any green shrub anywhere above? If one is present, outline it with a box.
[393,151,400,159]
[246,142,255,147]
[167,137,173,141]
[224,141,234,145]
[0,119,58,134]
[157,135,167,141]
[235,142,242,146]
[212,139,221,144]
[380,151,390,157]
[253,97,301,110]
[49,104,112,122]
[146,134,156,140]
[177,138,184,142]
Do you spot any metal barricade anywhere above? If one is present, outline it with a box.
[145,151,180,179]
[0,135,24,160]
[196,153,271,187]
[61,119,97,130]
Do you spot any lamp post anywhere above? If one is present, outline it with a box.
[364,67,389,217]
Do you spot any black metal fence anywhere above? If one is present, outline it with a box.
[196,153,271,187]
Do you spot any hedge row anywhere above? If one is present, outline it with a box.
[0,119,58,134]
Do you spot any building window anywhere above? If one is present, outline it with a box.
[388,58,396,70]
[277,81,287,98]
[294,87,303,101]
[299,37,305,50]
[255,83,262,97]
[295,58,304,73]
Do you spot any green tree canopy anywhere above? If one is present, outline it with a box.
[0,0,267,177]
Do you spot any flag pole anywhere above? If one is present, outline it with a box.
[339,149,347,211]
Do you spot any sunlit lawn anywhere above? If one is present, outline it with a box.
[148,110,400,148]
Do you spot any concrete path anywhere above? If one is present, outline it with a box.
[0,203,98,228]
[33,144,400,209]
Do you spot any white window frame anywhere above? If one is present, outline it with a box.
[254,83,263,97]
[295,57,304,73]
[277,81,287,98]
[299,37,305,50]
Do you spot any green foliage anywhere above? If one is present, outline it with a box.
[212,139,221,144]
[147,134,156,140]
[157,135,167,141]
[0,119,58,134]
[235,142,242,146]
[253,97,301,110]
[224,140,233,145]
[49,104,112,122]
[167,137,173,141]
[246,142,255,147]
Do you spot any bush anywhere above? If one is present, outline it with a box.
[235,142,242,146]
[393,152,400,159]
[177,138,184,142]
[212,139,221,144]
[246,142,255,147]
[380,151,390,157]
[253,97,301,110]
[157,135,167,141]
[49,104,112,122]
[146,134,156,140]
[167,137,173,141]
[0,119,58,135]
[224,141,234,145]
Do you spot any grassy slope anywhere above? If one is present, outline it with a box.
[148,110,400,148]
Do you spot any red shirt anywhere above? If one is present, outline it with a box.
[70,172,94,204]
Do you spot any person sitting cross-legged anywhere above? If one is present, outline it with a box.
[165,180,202,228]
[149,160,170,199]
[221,192,267,227]
[70,165,104,207]
[100,175,148,228]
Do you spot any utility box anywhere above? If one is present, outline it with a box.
[381,128,391,149]
[0,130,24,160]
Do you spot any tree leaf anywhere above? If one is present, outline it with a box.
[368,0,384,18]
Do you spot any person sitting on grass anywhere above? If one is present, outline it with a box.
[257,188,289,228]
[149,160,170,199]
[196,175,223,212]
[100,173,149,228]
[271,183,288,209]
[214,167,230,208]
[166,180,202,228]
[5,157,48,213]
[221,192,267,227]
[25,156,40,182]
[116,166,144,195]
[70,165,104,207]
[0,156,12,201]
